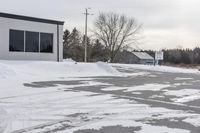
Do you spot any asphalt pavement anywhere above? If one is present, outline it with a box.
[21,65,200,133]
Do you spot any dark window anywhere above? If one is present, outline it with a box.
[25,31,39,52]
[9,30,24,52]
[40,33,53,53]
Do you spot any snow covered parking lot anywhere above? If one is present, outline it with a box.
[1,60,200,133]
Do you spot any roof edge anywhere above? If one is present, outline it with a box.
[132,52,154,60]
[0,12,64,25]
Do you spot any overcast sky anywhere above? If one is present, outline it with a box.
[1,0,200,50]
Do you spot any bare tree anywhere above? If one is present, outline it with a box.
[93,12,141,62]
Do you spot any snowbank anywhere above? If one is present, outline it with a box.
[63,58,76,63]
[0,60,121,101]
[96,62,120,75]
[0,108,8,133]
[0,60,119,80]
[112,63,200,74]
[0,63,16,79]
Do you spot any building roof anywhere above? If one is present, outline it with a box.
[0,12,64,25]
[132,52,154,60]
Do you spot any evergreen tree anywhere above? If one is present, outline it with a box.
[63,29,70,59]
[63,28,84,61]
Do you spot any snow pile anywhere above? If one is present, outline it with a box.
[0,108,8,133]
[112,64,200,74]
[0,63,16,79]
[63,58,76,63]
[96,62,120,75]
[0,60,120,80]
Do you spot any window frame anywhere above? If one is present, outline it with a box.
[9,29,25,52]
[40,32,54,53]
[9,29,54,54]
[25,31,40,53]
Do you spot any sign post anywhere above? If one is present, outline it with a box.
[155,51,164,65]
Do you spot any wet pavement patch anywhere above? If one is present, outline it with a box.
[137,118,200,133]
[74,126,141,133]
[24,80,84,88]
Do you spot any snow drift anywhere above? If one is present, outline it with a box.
[112,63,200,74]
[96,62,120,75]
[0,60,120,80]
[0,63,16,79]
[0,108,8,133]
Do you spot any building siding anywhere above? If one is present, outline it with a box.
[116,51,154,65]
[0,17,63,61]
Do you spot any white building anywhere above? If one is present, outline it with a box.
[0,12,64,61]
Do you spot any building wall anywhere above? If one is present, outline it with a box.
[0,17,63,61]
[128,54,140,64]
[139,59,154,65]
[115,51,140,64]
[115,51,155,64]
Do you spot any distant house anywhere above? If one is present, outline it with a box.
[0,12,64,61]
[132,52,154,64]
[116,51,154,65]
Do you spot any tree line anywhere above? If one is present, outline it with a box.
[63,27,200,65]
[162,48,200,65]
[63,12,200,65]
[140,48,200,65]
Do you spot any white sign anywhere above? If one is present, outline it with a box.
[155,51,164,60]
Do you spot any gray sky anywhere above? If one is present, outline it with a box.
[1,0,200,50]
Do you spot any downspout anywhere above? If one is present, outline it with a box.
[57,24,59,62]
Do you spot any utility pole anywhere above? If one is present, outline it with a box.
[84,8,93,62]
